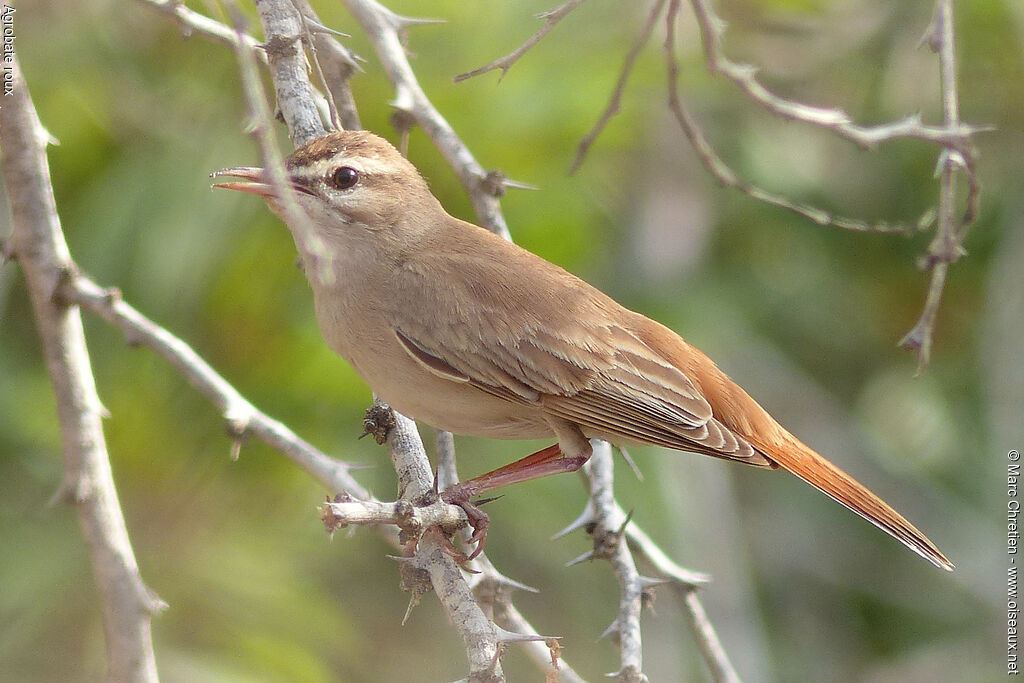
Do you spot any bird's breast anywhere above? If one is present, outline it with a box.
[309,284,552,441]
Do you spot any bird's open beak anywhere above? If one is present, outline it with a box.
[211,167,317,200]
[211,167,275,197]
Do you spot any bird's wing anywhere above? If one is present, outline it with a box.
[385,224,770,467]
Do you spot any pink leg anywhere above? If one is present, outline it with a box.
[441,442,590,560]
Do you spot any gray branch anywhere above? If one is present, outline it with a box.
[0,52,162,683]
[579,442,647,682]
[375,401,507,682]
[60,274,365,497]
[253,0,328,145]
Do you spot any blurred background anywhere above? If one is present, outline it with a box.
[0,0,1019,680]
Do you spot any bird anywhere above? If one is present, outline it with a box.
[213,129,952,571]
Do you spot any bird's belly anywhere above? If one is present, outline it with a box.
[385,384,553,440]
[321,313,552,440]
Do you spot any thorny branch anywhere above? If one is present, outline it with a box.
[686,0,979,154]
[575,443,648,682]
[61,273,367,497]
[898,0,970,371]
[0,51,163,683]
[134,0,333,122]
[554,443,740,682]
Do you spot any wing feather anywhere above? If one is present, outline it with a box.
[385,220,770,466]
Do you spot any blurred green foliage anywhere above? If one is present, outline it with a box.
[1,0,1019,681]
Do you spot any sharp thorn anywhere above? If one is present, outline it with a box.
[393,14,447,29]
[501,178,539,191]
[488,572,539,594]
[493,625,554,643]
[303,18,350,38]
[551,504,596,540]
[597,619,620,642]
[616,446,644,481]
[638,575,671,588]
[565,549,595,567]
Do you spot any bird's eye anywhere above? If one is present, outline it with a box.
[329,166,359,190]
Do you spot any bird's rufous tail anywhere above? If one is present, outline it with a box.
[752,433,953,571]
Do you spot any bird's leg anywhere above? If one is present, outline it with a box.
[442,443,579,501]
[442,422,592,560]
[442,443,589,560]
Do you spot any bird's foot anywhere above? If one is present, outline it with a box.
[436,442,589,563]
[440,485,494,562]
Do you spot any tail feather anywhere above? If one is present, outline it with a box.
[754,434,953,571]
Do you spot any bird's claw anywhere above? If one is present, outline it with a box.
[441,486,491,562]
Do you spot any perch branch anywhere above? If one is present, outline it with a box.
[373,401,508,681]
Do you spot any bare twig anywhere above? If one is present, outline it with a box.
[686,0,979,155]
[324,496,465,529]
[0,52,163,683]
[556,442,737,681]
[136,0,341,126]
[341,0,512,238]
[454,0,587,83]
[436,429,459,490]
[570,0,668,174]
[467,553,584,683]
[137,0,263,51]
[664,0,921,234]
[625,523,740,682]
[899,0,969,371]
[677,588,742,683]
